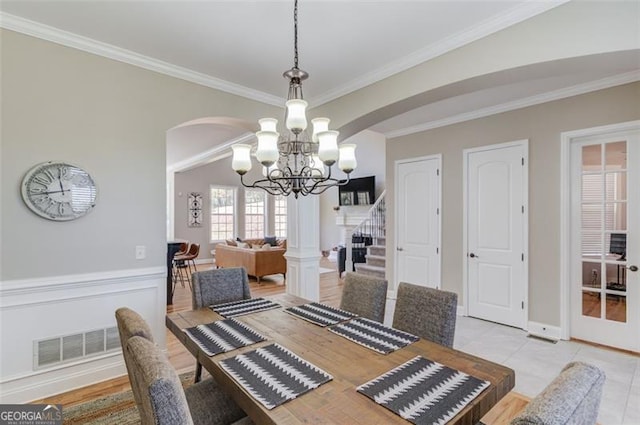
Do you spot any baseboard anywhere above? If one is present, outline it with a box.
[527,321,561,341]
[0,355,126,404]
[456,305,465,316]
[0,267,166,403]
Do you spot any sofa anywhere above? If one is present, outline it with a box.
[214,238,286,283]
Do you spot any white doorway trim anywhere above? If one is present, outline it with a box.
[393,154,442,291]
[559,120,640,340]
[462,139,529,330]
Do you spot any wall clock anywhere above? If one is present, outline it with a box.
[21,161,97,221]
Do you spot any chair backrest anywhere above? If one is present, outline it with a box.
[511,361,605,425]
[175,242,189,256]
[339,272,388,322]
[115,307,155,411]
[191,267,251,309]
[392,282,457,347]
[126,336,194,425]
[186,243,200,259]
[115,307,155,344]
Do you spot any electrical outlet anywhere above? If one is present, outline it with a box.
[135,246,146,260]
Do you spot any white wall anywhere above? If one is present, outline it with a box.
[319,130,386,251]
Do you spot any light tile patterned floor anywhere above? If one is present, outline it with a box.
[452,315,640,425]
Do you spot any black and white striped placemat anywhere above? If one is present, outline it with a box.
[184,318,267,356]
[357,356,490,425]
[211,298,281,318]
[219,343,333,410]
[284,302,357,327]
[328,317,419,354]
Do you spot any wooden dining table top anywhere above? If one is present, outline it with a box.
[166,293,515,425]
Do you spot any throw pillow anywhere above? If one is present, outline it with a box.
[264,235,277,246]
[226,239,237,246]
[237,242,249,249]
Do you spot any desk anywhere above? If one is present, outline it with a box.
[167,294,514,425]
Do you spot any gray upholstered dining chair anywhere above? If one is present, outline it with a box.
[191,267,251,382]
[510,361,605,425]
[192,267,251,309]
[392,282,457,347]
[115,307,156,410]
[339,272,388,322]
[125,335,252,425]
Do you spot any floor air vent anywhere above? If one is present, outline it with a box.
[35,326,120,369]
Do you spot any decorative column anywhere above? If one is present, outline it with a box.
[284,195,321,301]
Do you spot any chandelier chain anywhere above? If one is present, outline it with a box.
[293,0,299,69]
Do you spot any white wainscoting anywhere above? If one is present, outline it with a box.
[0,266,166,403]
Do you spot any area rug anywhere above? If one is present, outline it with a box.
[62,372,194,424]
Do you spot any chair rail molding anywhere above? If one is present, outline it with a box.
[0,267,166,403]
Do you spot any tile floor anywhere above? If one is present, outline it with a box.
[453,315,640,425]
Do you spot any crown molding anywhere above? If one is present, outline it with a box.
[0,12,284,107]
[168,132,255,173]
[384,70,640,139]
[310,0,569,107]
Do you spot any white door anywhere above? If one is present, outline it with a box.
[570,132,639,351]
[465,141,527,329]
[395,156,441,288]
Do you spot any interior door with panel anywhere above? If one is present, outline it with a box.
[570,133,639,351]
[395,156,441,289]
[466,141,527,329]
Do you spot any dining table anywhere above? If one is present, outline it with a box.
[166,293,515,425]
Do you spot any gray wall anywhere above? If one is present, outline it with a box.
[173,155,268,259]
[386,82,640,327]
[0,29,280,280]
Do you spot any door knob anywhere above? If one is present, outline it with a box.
[469,253,478,258]
[628,265,638,272]
[397,247,403,251]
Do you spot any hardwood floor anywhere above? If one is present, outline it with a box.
[34,258,342,408]
[33,258,531,423]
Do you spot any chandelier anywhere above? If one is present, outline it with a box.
[231,0,357,198]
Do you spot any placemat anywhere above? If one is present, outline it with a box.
[184,318,267,356]
[357,356,490,425]
[220,343,333,410]
[328,317,419,354]
[211,297,281,318]
[284,302,357,327]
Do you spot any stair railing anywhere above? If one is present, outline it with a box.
[345,191,386,274]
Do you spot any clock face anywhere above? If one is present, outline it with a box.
[21,161,97,221]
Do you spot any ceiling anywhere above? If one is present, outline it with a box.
[2,0,638,169]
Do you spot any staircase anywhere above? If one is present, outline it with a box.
[350,192,386,279]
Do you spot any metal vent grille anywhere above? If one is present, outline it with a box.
[62,334,83,361]
[35,326,121,369]
[106,327,120,351]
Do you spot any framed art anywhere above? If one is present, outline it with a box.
[340,191,354,206]
[357,191,370,205]
[188,192,203,227]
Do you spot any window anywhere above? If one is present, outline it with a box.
[210,186,236,242]
[274,195,287,238]
[245,189,266,239]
